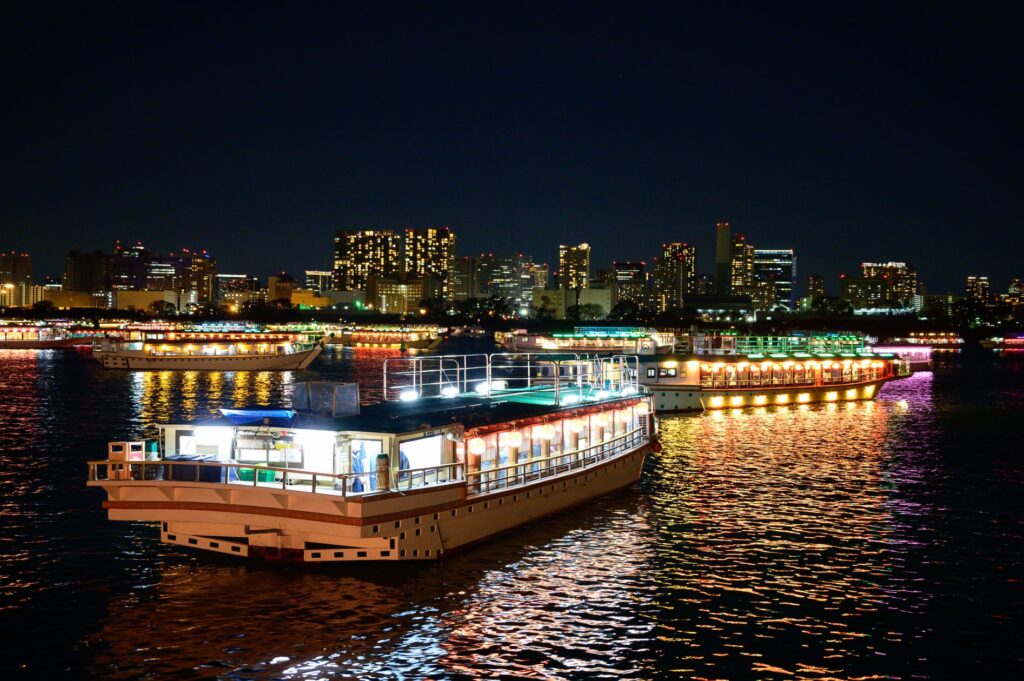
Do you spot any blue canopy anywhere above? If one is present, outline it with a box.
[218,408,296,427]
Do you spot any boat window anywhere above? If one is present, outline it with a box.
[175,430,195,455]
[658,368,677,378]
[350,439,384,491]
[399,435,443,471]
[646,368,657,378]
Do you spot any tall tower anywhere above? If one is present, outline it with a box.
[333,229,401,290]
[403,227,456,300]
[558,243,591,290]
[653,243,697,311]
[730,234,755,295]
[715,221,731,294]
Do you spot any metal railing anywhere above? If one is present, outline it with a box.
[394,462,465,490]
[465,427,645,495]
[382,352,641,404]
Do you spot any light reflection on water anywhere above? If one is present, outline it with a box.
[1,349,1022,678]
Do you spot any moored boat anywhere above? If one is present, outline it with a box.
[93,330,323,370]
[640,351,910,412]
[86,353,656,562]
[0,323,78,349]
[326,324,444,350]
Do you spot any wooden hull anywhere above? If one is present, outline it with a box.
[90,440,651,562]
[94,344,322,370]
[645,376,896,413]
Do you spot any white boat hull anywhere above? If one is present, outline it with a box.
[94,343,322,370]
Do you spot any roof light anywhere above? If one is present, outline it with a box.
[399,389,419,402]
[441,385,460,398]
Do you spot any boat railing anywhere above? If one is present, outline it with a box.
[465,426,645,495]
[394,462,466,490]
[383,352,641,404]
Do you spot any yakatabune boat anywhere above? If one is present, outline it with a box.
[87,353,656,562]
[639,351,910,412]
[0,324,79,349]
[92,330,323,370]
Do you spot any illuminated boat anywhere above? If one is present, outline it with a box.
[639,351,910,412]
[501,326,675,355]
[980,333,1024,351]
[868,344,933,371]
[93,330,323,370]
[0,324,78,349]
[86,353,656,562]
[888,331,964,352]
[327,324,444,350]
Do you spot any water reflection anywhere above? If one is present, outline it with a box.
[81,497,657,679]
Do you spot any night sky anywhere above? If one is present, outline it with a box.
[3,2,1021,293]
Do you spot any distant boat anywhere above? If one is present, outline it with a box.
[0,324,78,349]
[93,330,324,370]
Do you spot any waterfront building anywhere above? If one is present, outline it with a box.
[527,262,549,289]
[108,241,151,291]
[367,275,441,315]
[840,274,888,309]
[558,243,591,290]
[145,259,179,292]
[64,250,109,295]
[290,289,333,309]
[1008,277,1022,305]
[0,251,33,307]
[268,273,296,304]
[715,221,731,294]
[681,294,754,322]
[403,227,456,300]
[752,249,796,309]
[531,286,614,319]
[476,253,534,307]
[453,255,478,302]
[333,229,401,291]
[729,234,755,296]
[653,243,697,311]
[612,261,651,310]
[807,274,826,299]
[304,270,333,295]
[214,274,259,301]
[173,248,217,305]
[965,275,990,302]
[114,290,184,312]
[861,262,917,307]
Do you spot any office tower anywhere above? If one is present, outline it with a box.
[807,274,826,299]
[965,275,990,302]
[64,250,109,293]
[1008,277,1022,305]
[861,262,918,307]
[453,255,478,302]
[0,251,33,307]
[730,234,755,295]
[752,249,797,309]
[558,243,591,290]
[715,221,732,294]
[305,270,333,295]
[333,229,401,290]
[526,262,549,289]
[840,274,889,309]
[611,261,650,309]
[173,248,217,304]
[653,243,697,310]
[108,241,151,291]
[403,227,456,300]
[476,253,534,306]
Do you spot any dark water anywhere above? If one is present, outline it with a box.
[1,345,1022,679]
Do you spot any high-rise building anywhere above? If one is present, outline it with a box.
[215,273,259,300]
[611,261,650,309]
[145,259,179,291]
[730,234,755,296]
[64,250,109,293]
[861,262,917,307]
[305,270,333,295]
[965,275,990,302]
[526,262,549,289]
[653,243,697,311]
[403,227,456,300]
[558,243,591,290]
[108,241,151,290]
[453,255,478,302]
[840,274,889,309]
[0,251,33,307]
[752,249,797,309]
[333,229,401,291]
[715,221,732,294]
[1008,277,1022,305]
[173,248,217,304]
[807,274,826,299]
[476,253,534,306]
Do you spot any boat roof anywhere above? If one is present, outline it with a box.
[643,351,897,363]
[190,388,642,435]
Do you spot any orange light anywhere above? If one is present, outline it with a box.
[505,431,523,449]
[468,437,486,456]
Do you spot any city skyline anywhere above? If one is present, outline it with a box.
[3,4,1022,291]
